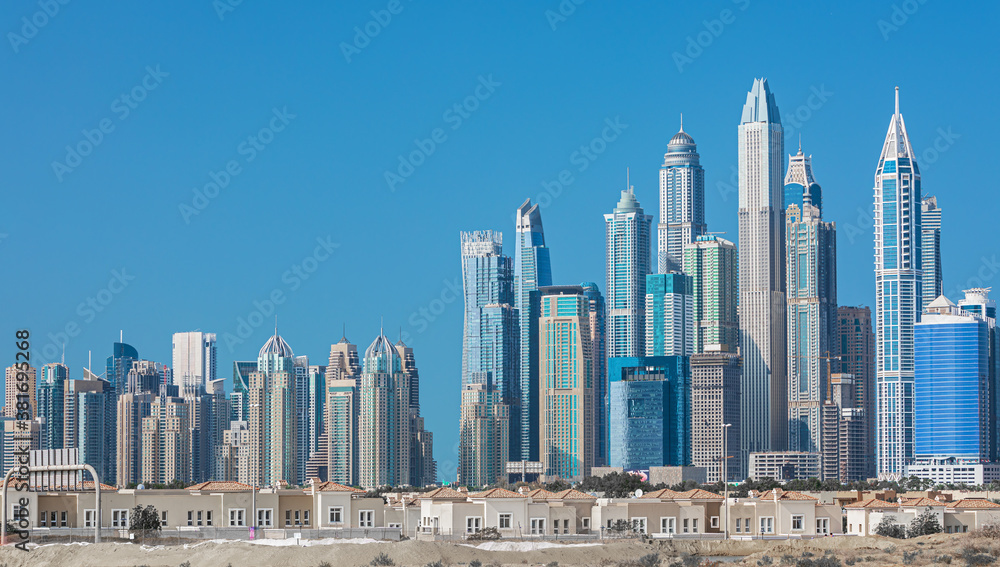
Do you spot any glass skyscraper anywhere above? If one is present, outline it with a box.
[581,282,608,467]
[359,331,411,489]
[658,118,706,274]
[874,87,923,476]
[605,185,652,359]
[738,78,787,459]
[38,362,68,451]
[915,296,989,461]
[515,199,552,461]
[538,286,595,481]
[645,273,694,357]
[784,147,837,455]
[459,231,517,483]
[608,356,690,470]
[683,235,739,354]
[921,196,943,312]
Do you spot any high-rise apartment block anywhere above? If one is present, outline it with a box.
[605,186,653,358]
[645,273,694,357]
[658,119,706,274]
[684,235,739,353]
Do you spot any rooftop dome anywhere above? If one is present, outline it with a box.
[259,333,293,359]
[365,331,398,361]
[669,130,695,146]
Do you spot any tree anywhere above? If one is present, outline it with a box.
[577,472,651,498]
[907,508,942,538]
[874,514,906,539]
[129,504,162,535]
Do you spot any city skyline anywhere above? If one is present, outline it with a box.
[5,2,993,484]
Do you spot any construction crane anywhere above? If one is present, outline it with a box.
[790,351,841,402]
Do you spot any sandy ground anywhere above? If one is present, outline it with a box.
[0,532,988,567]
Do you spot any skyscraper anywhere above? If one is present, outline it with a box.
[605,183,653,358]
[645,273,694,357]
[921,196,943,312]
[4,364,36,419]
[873,87,923,476]
[581,282,608,467]
[322,336,361,485]
[738,77,787,458]
[658,118,706,274]
[785,147,837,455]
[690,349,742,482]
[957,289,1000,463]
[241,332,297,487]
[459,231,517,481]
[914,295,990,462]
[38,363,68,450]
[609,356,691,470]
[397,340,435,487]
[74,368,116,485]
[683,235,739,353]
[117,359,163,486]
[358,331,410,489]
[515,199,552,462]
[458,383,508,487]
[838,306,877,479]
[107,341,139,396]
[141,394,192,484]
[538,286,595,481]
[172,332,217,390]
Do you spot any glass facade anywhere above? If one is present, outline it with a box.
[609,356,691,470]
[658,123,706,274]
[915,314,989,460]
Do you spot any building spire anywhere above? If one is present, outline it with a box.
[895,86,899,116]
[679,113,684,132]
[798,134,802,154]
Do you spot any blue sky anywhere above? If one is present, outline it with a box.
[3,1,997,482]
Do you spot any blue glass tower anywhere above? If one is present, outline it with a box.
[605,184,653,359]
[645,273,694,357]
[609,356,691,470]
[38,363,68,450]
[915,296,989,461]
[581,282,608,467]
[874,87,923,476]
[107,341,138,396]
[515,200,552,461]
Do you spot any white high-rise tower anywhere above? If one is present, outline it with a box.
[738,78,787,461]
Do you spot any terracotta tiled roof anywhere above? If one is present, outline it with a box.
[420,487,468,500]
[748,488,816,501]
[185,481,253,492]
[524,489,557,501]
[948,499,1000,509]
[640,488,682,499]
[901,497,946,507]
[679,488,724,500]
[844,498,899,509]
[469,487,526,499]
[313,481,364,493]
[552,489,597,500]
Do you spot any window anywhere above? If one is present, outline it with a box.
[530,518,546,535]
[661,517,676,535]
[286,510,292,527]
[582,517,590,530]
[258,508,273,527]
[359,510,374,528]
[711,516,719,529]
[84,510,96,528]
[387,523,402,528]
[692,518,699,533]
[498,513,512,529]
[197,510,203,526]
[40,512,47,527]
[760,517,774,534]
[161,511,168,527]
[744,518,751,532]
[631,517,647,534]
[735,518,741,533]
[187,510,193,526]
[229,509,246,527]
[294,510,301,526]
[816,518,829,534]
[112,509,129,528]
[328,506,343,524]
[466,516,482,534]
[791,515,804,531]
[206,510,213,527]
[304,510,310,526]
[59,510,66,527]
[683,518,690,533]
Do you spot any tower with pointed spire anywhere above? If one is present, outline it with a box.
[659,115,706,274]
[737,77,788,462]
[240,330,297,487]
[874,86,923,477]
[605,175,653,359]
